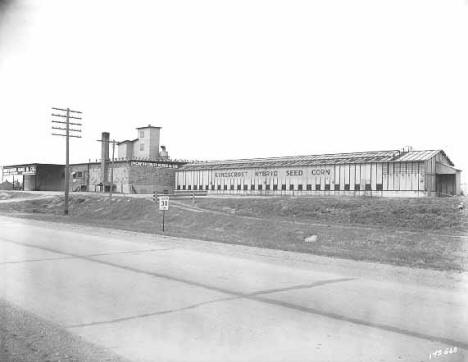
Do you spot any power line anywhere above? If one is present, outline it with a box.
[51,107,83,216]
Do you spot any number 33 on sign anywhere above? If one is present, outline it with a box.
[159,196,169,211]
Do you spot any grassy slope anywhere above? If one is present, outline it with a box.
[0,191,38,200]
[0,193,466,271]
[193,196,465,231]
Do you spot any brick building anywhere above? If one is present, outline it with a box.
[69,159,181,194]
[1,125,185,194]
[69,125,185,193]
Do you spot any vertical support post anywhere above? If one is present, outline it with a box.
[64,108,70,215]
[162,210,165,232]
[110,140,115,199]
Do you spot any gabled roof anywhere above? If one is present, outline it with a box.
[117,139,138,145]
[394,150,453,166]
[180,149,454,171]
[136,125,161,129]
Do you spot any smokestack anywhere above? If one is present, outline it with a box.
[101,132,110,187]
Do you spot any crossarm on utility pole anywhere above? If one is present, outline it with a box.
[52,107,82,114]
[51,113,82,120]
[51,106,83,216]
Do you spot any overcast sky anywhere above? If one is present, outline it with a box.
[0,0,467,183]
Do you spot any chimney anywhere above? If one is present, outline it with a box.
[101,132,110,186]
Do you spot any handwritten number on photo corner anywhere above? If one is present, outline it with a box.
[429,347,458,359]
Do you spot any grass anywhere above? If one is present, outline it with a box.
[192,196,465,231]
[0,192,466,272]
[0,191,38,200]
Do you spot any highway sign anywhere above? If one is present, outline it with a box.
[159,196,169,211]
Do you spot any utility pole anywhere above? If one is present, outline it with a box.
[96,138,118,198]
[51,107,82,215]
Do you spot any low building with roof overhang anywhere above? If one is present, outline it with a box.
[1,163,65,191]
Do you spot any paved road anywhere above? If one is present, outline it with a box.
[0,215,466,361]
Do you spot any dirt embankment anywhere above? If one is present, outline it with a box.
[0,191,466,272]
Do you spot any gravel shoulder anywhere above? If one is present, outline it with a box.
[0,298,128,362]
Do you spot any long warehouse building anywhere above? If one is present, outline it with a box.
[175,149,462,197]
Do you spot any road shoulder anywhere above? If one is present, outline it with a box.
[0,298,128,362]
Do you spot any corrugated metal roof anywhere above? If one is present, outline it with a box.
[395,150,453,165]
[180,149,451,171]
[2,163,64,168]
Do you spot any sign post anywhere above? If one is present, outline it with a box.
[158,195,169,232]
